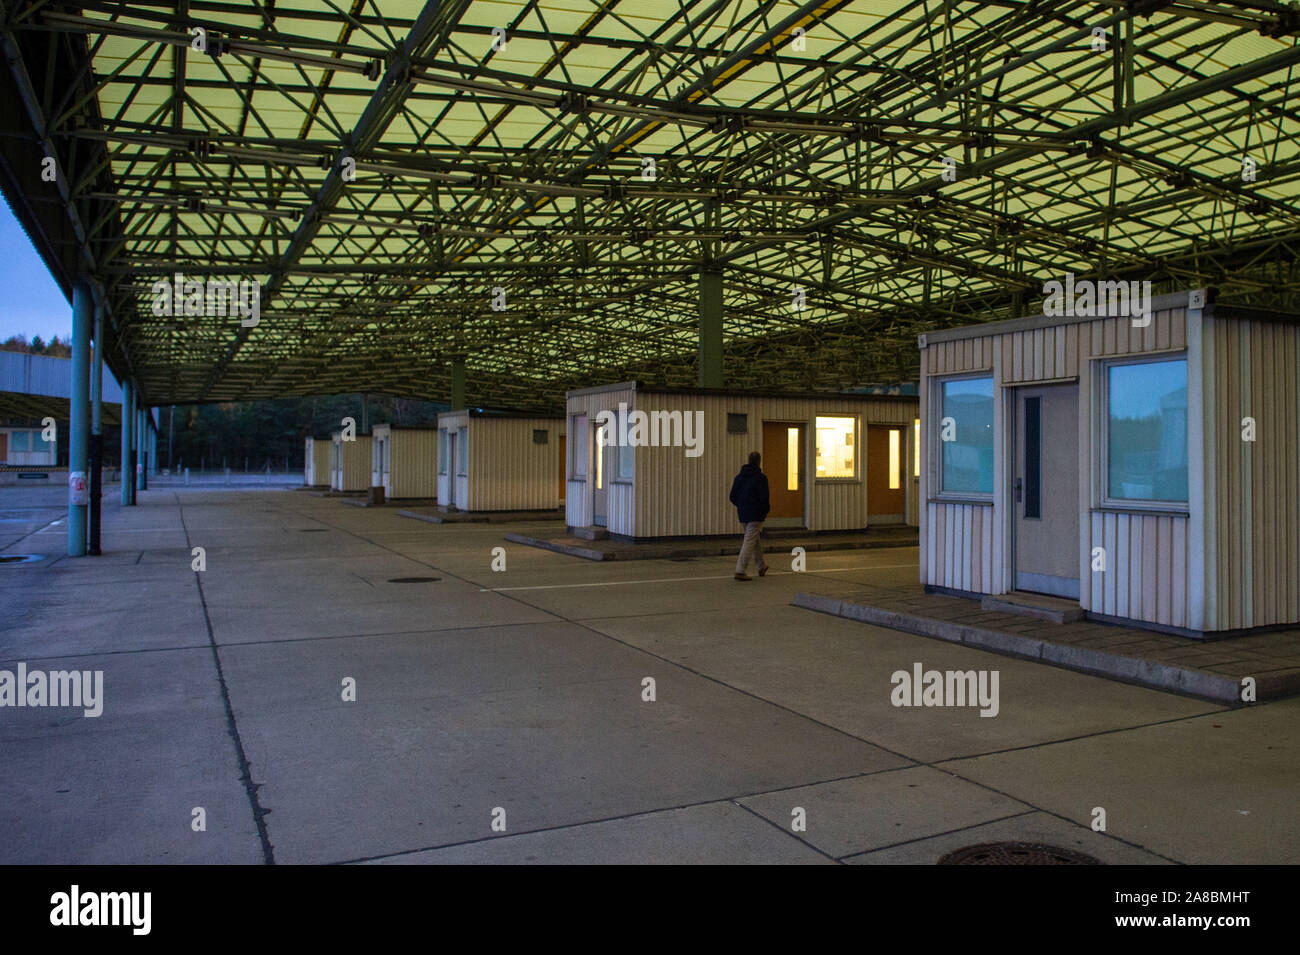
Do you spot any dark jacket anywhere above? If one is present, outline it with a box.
[729,463,770,524]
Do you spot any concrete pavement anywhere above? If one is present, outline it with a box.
[1,485,1295,864]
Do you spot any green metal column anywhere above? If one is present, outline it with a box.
[89,295,104,555]
[68,278,92,556]
[138,408,148,491]
[121,380,134,506]
[698,269,723,389]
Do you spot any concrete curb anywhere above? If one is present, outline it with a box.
[504,532,611,561]
[506,534,917,562]
[790,592,1271,705]
[396,509,485,524]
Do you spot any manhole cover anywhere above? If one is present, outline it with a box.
[387,576,441,583]
[938,842,1102,865]
[0,554,42,565]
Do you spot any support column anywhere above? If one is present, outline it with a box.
[121,380,134,505]
[89,294,104,555]
[360,393,369,433]
[129,398,139,500]
[698,269,723,389]
[450,358,466,410]
[68,278,93,556]
[150,423,157,475]
[138,408,148,491]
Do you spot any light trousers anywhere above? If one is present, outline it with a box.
[736,521,767,574]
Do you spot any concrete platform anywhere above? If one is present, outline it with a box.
[398,506,563,525]
[506,525,918,562]
[2,485,1296,864]
[795,587,1300,704]
[981,591,1085,624]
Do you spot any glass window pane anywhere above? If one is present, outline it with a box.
[1107,359,1188,503]
[595,424,605,490]
[815,416,855,478]
[457,427,468,474]
[913,418,920,478]
[438,432,447,473]
[11,431,30,451]
[940,377,994,494]
[572,416,587,475]
[889,429,901,490]
[786,427,799,491]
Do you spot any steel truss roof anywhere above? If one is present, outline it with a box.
[2,0,1298,411]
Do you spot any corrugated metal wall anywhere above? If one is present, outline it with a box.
[463,416,563,511]
[1088,511,1189,628]
[304,437,329,486]
[922,308,1215,631]
[565,385,637,530]
[927,501,995,593]
[330,434,372,491]
[375,426,438,500]
[1080,311,1193,626]
[1204,315,1300,630]
[921,333,996,592]
[437,412,467,505]
[563,387,917,537]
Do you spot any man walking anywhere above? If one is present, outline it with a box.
[729,451,770,581]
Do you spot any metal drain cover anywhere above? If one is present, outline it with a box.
[0,554,42,565]
[388,576,441,583]
[938,842,1102,865]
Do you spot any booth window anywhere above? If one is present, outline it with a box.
[913,418,921,478]
[616,411,634,481]
[11,431,30,452]
[1104,356,1188,506]
[938,376,994,496]
[727,413,748,434]
[888,429,902,490]
[437,432,448,474]
[814,416,856,479]
[571,416,587,476]
[533,429,549,444]
[456,427,468,475]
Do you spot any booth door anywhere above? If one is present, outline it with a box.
[761,422,804,524]
[592,420,608,526]
[445,432,457,507]
[558,435,566,502]
[866,425,906,524]
[1013,384,1080,599]
[0,433,7,465]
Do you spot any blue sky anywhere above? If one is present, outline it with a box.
[1,196,71,343]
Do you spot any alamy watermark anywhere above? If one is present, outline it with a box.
[50,886,150,935]
[891,662,999,717]
[0,663,103,717]
[1042,273,1152,327]
[150,272,261,327]
[594,403,704,458]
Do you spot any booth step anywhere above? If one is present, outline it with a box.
[570,526,609,540]
[981,592,1084,624]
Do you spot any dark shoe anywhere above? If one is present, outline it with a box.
[734,573,752,581]
[758,565,769,577]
